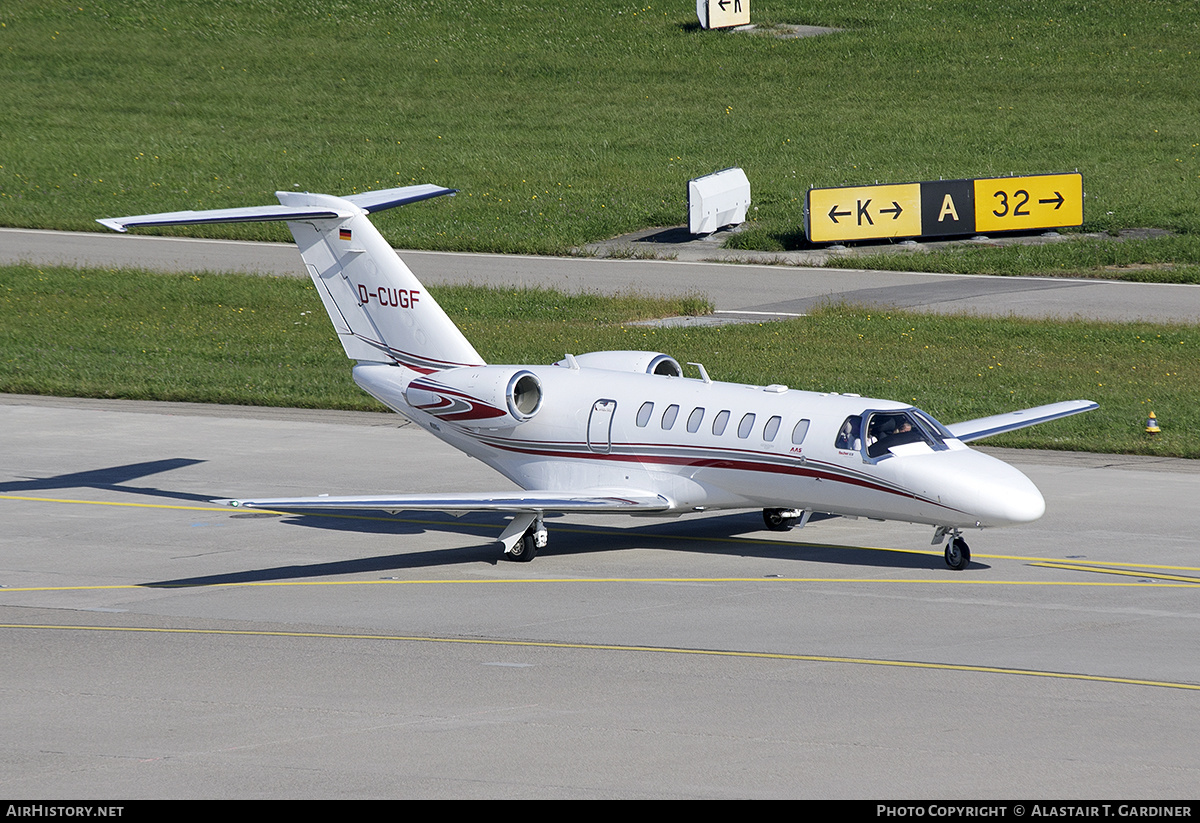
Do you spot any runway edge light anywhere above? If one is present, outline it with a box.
[1146,412,1161,434]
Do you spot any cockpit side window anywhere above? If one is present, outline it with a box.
[835,415,861,450]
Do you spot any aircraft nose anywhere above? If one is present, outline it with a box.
[957,453,1045,526]
[900,449,1045,527]
[981,470,1045,525]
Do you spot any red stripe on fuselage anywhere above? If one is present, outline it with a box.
[474,436,958,510]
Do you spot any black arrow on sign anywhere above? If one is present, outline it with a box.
[1039,192,1065,209]
[828,204,851,223]
[879,201,903,220]
[718,0,730,9]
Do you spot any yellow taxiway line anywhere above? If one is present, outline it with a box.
[2,621,1197,692]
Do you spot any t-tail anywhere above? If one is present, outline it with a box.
[99,185,484,373]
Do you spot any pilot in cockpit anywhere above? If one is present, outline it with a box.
[867,414,920,458]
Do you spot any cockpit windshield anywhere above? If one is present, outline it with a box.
[835,408,956,458]
[857,408,953,459]
[910,408,954,440]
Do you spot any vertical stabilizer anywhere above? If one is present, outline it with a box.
[277,191,484,371]
[99,185,486,372]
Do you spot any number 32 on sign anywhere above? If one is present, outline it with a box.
[975,173,1083,233]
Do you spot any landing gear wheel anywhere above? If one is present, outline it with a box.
[763,508,795,532]
[507,530,538,562]
[944,536,971,570]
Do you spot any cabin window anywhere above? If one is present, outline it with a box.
[712,410,730,436]
[636,402,653,428]
[737,413,756,439]
[687,407,705,433]
[661,404,679,430]
[763,415,781,442]
[792,419,811,445]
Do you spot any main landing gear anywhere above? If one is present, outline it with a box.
[762,508,812,532]
[763,508,795,531]
[499,512,547,562]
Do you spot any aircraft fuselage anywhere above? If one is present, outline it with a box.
[352,361,1045,532]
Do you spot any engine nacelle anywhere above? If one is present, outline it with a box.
[557,350,683,377]
[404,367,543,428]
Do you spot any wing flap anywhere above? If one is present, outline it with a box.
[213,489,671,514]
[947,400,1098,442]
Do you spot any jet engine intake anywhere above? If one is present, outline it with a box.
[559,350,683,377]
[404,367,543,427]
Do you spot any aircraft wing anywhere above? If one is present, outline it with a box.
[212,489,671,514]
[947,400,1099,442]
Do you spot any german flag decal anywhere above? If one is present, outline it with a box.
[339,228,352,241]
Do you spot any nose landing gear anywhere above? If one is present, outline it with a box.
[932,526,971,570]
[943,535,971,570]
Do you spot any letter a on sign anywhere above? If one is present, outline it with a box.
[938,194,959,222]
[918,179,975,236]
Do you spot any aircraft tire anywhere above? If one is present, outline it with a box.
[944,537,970,570]
[762,508,795,532]
[507,530,538,562]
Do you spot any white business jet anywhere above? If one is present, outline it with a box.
[100,184,1097,569]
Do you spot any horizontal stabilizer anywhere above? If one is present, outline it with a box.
[213,489,671,514]
[97,184,456,232]
[342,184,457,213]
[98,205,349,232]
[948,400,1098,442]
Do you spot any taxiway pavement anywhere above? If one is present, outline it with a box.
[2,394,1198,798]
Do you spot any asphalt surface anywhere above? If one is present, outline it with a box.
[1,230,1199,798]
[5,226,1200,323]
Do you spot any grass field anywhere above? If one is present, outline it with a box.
[4,264,1197,457]
[2,1,1197,457]
[820,233,1200,285]
[2,1,1198,275]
